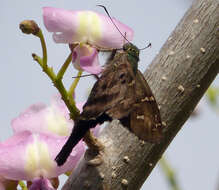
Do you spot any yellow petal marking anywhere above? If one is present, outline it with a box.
[77,11,101,43]
[46,107,70,136]
[25,134,55,178]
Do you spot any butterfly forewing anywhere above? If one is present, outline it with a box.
[80,52,136,121]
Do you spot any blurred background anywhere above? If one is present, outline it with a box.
[0,0,218,189]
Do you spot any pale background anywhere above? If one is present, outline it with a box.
[0,0,219,189]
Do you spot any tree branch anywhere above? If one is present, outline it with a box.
[62,0,219,189]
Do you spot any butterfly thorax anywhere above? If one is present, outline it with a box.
[123,43,140,74]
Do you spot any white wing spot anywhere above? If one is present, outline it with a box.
[137,115,145,120]
[155,123,162,128]
[121,179,128,186]
[162,121,167,127]
[141,96,150,102]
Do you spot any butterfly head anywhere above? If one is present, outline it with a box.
[123,43,139,59]
[123,43,140,74]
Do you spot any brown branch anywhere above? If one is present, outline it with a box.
[62,0,219,189]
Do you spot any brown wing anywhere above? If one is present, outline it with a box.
[80,52,136,120]
[130,71,163,143]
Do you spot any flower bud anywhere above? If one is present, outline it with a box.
[19,20,40,35]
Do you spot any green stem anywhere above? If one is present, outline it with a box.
[18,181,28,190]
[36,29,47,69]
[32,26,79,120]
[68,70,82,107]
[33,53,56,81]
[57,52,73,80]
[54,79,80,119]
[33,53,79,119]
[69,70,82,95]
[32,53,43,67]
[159,157,181,190]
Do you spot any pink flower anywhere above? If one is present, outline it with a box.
[43,7,133,48]
[0,131,84,181]
[43,7,134,74]
[0,95,102,189]
[11,94,100,137]
[11,94,72,136]
[72,44,102,74]
[28,178,55,190]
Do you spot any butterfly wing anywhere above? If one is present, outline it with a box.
[80,52,163,143]
[80,52,136,121]
[129,70,163,143]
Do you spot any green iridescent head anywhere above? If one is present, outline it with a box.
[123,43,140,60]
[123,43,140,74]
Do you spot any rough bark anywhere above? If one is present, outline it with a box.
[62,0,219,189]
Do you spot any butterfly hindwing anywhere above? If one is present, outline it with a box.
[130,70,163,143]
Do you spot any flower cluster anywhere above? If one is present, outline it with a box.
[1,6,134,190]
[0,95,87,189]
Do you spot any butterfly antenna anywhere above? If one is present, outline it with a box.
[97,5,131,44]
[72,74,94,78]
[97,5,152,51]
[139,42,152,50]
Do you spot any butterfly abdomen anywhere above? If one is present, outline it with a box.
[55,120,91,166]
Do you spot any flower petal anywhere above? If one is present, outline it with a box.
[0,132,85,180]
[29,178,55,190]
[43,7,134,49]
[11,97,73,136]
[11,95,101,138]
[72,44,102,74]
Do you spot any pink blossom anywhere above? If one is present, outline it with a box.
[0,131,85,181]
[72,44,102,74]
[11,94,100,137]
[28,178,55,190]
[0,95,103,189]
[43,7,133,48]
[11,94,73,136]
[43,7,134,74]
